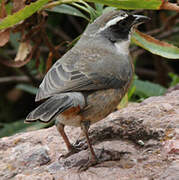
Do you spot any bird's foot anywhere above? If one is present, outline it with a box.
[78,157,98,172]
[78,148,105,171]
[59,143,87,159]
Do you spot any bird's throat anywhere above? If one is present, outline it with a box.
[114,39,130,55]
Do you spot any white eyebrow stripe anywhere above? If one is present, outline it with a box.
[106,14,127,27]
[98,14,128,32]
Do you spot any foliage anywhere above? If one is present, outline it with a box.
[0,120,53,138]
[0,0,49,30]
[168,72,179,87]
[16,84,37,95]
[132,29,179,59]
[46,4,89,20]
[118,76,166,108]
[131,78,166,100]
[86,0,164,9]
[0,0,179,59]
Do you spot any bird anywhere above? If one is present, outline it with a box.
[26,10,149,170]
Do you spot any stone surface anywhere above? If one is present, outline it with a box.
[0,90,179,180]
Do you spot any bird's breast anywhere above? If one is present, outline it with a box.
[80,88,127,124]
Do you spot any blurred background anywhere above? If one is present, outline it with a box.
[0,0,179,137]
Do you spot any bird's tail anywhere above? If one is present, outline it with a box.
[25,92,85,123]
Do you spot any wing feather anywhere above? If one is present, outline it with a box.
[35,47,132,101]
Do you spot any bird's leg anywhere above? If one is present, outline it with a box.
[79,121,98,171]
[56,121,81,158]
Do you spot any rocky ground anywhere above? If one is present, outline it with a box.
[0,90,179,180]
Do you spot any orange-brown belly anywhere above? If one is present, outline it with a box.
[57,88,125,127]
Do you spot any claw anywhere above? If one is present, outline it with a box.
[78,157,98,171]
[78,148,106,171]
[59,145,82,160]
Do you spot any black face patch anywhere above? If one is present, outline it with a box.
[101,15,135,42]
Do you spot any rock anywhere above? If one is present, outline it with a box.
[0,90,179,180]
[163,139,179,155]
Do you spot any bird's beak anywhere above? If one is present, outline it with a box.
[132,15,150,26]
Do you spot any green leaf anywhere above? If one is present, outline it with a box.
[102,6,116,14]
[47,4,89,20]
[16,84,37,95]
[0,0,49,30]
[94,3,104,12]
[0,120,51,138]
[132,79,166,98]
[132,29,179,59]
[128,85,136,100]
[118,93,128,109]
[86,0,163,10]
[168,72,179,87]
[72,1,98,22]
[5,1,13,15]
[0,120,30,138]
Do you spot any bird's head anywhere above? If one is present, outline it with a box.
[84,10,149,44]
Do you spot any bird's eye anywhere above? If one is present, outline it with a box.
[120,20,127,26]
